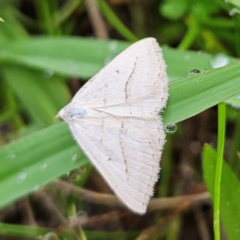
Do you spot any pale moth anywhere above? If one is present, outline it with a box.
[57,38,169,214]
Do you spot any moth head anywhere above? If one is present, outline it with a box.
[56,105,87,122]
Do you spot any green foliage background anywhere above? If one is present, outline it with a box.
[0,0,240,239]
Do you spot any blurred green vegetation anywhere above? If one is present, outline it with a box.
[0,0,240,239]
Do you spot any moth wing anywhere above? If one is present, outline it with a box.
[71,38,168,117]
[70,115,164,214]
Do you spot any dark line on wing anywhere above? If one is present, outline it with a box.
[124,57,138,102]
[119,122,129,180]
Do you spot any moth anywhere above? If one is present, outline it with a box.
[57,38,168,214]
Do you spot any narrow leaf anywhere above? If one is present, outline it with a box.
[203,144,240,240]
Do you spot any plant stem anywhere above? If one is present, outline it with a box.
[214,102,226,240]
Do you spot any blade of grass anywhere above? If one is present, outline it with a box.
[2,66,70,127]
[214,103,226,240]
[53,0,82,26]
[34,0,56,35]
[177,14,199,50]
[0,223,49,237]
[0,10,71,129]
[0,122,88,208]
[0,223,139,239]
[164,62,240,125]
[0,37,238,79]
[0,37,127,78]
[203,144,240,240]
[97,0,138,41]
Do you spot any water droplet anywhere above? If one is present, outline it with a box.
[108,41,118,51]
[201,69,208,73]
[41,56,48,61]
[43,69,54,78]
[188,69,201,76]
[211,53,229,68]
[16,172,27,183]
[68,61,80,73]
[40,162,48,171]
[214,220,219,227]
[71,153,78,162]
[184,54,190,60]
[7,152,16,160]
[165,124,177,134]
[42,232,58,239]
[231,105,240,111]
[76,210,87,217]
[237,95,240,100]
[33,185,40,191]
[197,50,205,55]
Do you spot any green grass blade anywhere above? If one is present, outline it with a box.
[0,223,138,239]
[97,0,138,41]
[0,38,238,84]
[0,122,88,208]
[2,66,70,127]
[0,223,49,237]
[1,37,237,80]
[214,103,226,240]
[203,144,240,240]
[163,61,240,125]
[0,37,130,78]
